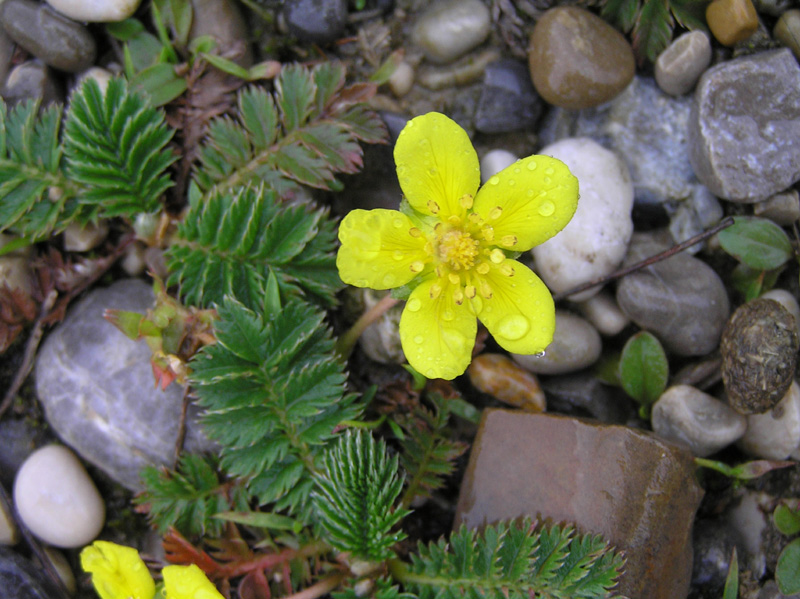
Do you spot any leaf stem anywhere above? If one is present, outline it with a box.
[280,571,347,599]
[336,293,399,359]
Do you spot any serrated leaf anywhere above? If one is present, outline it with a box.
[718,216,793,271]
[619,330,668,407]
[601,0,641,32]
[778,538,800,595]
[669,0,709,30]
[632,0,673,63]
[239,87,278,151]
[277,64,316,132]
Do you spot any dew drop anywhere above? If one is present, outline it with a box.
[356,279,368,287]
[544,177,552,184]
[508,179,516,186]
[443,309,455,321]
[526,189,535,197]
[426,368,437,378]
[414,335,424,344]
[382,274,396,286]
[534,350,546,358]
[392,218,404,228]
[514,167,521,174]
[538,201,555,216]
[471,295,483,313]
[527,161,538,171]
[392,250,405,261]
[545,167,554,175]
[407,298,422,312]
[489,176,500,186]
[497,314,530,341]
[442,329,468,352]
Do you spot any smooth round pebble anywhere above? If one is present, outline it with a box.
[2,60,63,106]
[760,289,800,336]
[0,500,17,546]
[356,289,405,365]
[706,0,758,46]
[480,149,518,184]
[411,0,491,65]
[388,61,414,97]
[62,220,108,252]
[512,311,602,375]
[0,255,33,295]
[13,445,105,548]
[655,31,712,96]
[575,291,629,336]
[652,385,747,457]
[528,6,634,109]
[468,353,546,412]
[283,0,348,45]
[75,66,113,94]
[44,0,141,22]
[43,547,76,595]
[738,381,800,460]
[775,10,800,61]
[532,137,634,301]
[753,189,800,226]
[189,0,253,67]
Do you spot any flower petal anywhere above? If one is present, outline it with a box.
[474,259,555,354]
[337,209,429,289]
[80,541,156,599]
[163,564,224,599]
[473,155,578,252]
[394,112,480,219]
[399,277,477,380]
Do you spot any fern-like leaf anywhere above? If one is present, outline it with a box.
[63,77,176,217]
[631,0,673,64]
[165,183,341,310]
[313,430,409,563]
[394,520,625,599]
[188,297,363,519]
[136,454,249,538]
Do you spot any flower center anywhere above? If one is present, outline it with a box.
[437,228,479,270]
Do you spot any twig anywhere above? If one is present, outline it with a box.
[280,571,347,599]
[173,385,191,467]
[335,293,399,359]
[552,216,735,302]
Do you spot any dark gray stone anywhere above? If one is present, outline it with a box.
[540,371,632,424]
[0,29,14,90]
[35,279,214,491]
[283,0,348,45]
[0,419,52,489]
[0,548,65,599]
[1,61,63,107]
[616,232,730,356]
[1,0,96,73]
[692,519,739,592]
[688,49,800,203]
[475,59,542,134]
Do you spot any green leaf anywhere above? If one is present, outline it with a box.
[694,457,794,480]
[776,502,800,536]
[601,0,640,31]
[105,18,146,41]
[202,52,252,79]
[718,216,793,271]
[631,0,673,63]
[778,538,800,595]
[669,0,710,31]
[130,63,188,106]
[723,548,738,599]
[313,429,410,562]
[214,510,301,532]
[730,263,783,301]
[277,64,317,131]
[618,331,669,408]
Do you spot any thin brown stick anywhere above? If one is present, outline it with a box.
[280,571,347,599]
[552,216,735,302]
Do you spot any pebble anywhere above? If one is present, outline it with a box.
[692,519,741,592]
[720,298,798,414]
[775,10,800,61]
[532,138,634,301]
[13,444,105,547]
[655,31,712,96]
[388,61,414,97]
[44,0,141,22]
[616,232,730,356]
[0,547,64,599]
[738,381,800,460]
[467,354,546,412]
[75,66,113,93]
[706,0,759,46]
[190,0,253,67]
[411,0,491,65]
[475,59,542,134]
[43,547,76,595]
[754,0,792,16]
[651,384,747,457]
[539,76,698,210]
[575,291,629,336]
[455,409,704,599]
[0,29,14,92]
[669,186,724,254]
[355,288,405,365]
[760,289,800,336]
[480,149,518,183]
[0,500,17,545]
[0,418,49,489]
[512,311,602,375]
[688,49,800,203]
[759,580,800,599]
[753,189,800,226]
[725,490,768,577]
[35,279,215,491]
[62,220,109,252]
[1,0,97,73]
[528,6,635,110]
[283,0,348,45]
[2,61,64,106]
[540,372,632,423]
[0,255,33,296]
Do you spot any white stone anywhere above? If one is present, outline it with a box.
[480,149,518,184]
[655,31,712,96]
[652,384,747,457]
[753,189,800,225]
[532,138,634,301]
[44,547,77,594]
[13,445,105,548]
[738,381,800,460]
[512,311,602,375]
[121,242,147,276]
[0,498,18,545]
[44,0,141,22]
[75,66,113,94]
[575,291,629,336]
[0,255,32,295]
[725,490,768,578]
[760,289,800,337]
[388,61,414,97]
[62,220,108,252]
[411,0,491,64]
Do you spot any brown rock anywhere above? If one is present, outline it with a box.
[467,353,545,412]
[528,6,635,110]
[455,409,704,599]
[706,0,758,46]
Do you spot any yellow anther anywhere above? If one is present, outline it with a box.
[500,262,515,277]
[489,206,503,220]
[437,229,480,270]
[476,263,490,275]
[428,200,440,214]
[424,242,434,255]
[410,261,425,273]
[468,213,483,225]
[459,194,474,209]
[501,235,518,247]
[480,281,493,299]
[453,288,465,305]
[490,248,505,264]
[430,283,442,299]
[409,227,422,238]
[448,215,462,226]
[465,285,476,299]
[482,227,494,242]
[448,272,461,285]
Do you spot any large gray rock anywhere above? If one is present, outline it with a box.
[688,49,800,203]
[35,279,214,491]
[616,232,730,356]
[475,59,542,134]
[0,548,64,599]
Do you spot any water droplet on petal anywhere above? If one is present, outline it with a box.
[392,218,403,228]
[443,309,454,321]
[508,179,516,186]
[489,176,500,186]
[393,250,405,261]
[538,201,555,216]
[414,335,424,344]
[407,298,422,312]
[426,368,437,378]
[382,274,396,286]
[514,167,521,174]
[497,314,530,341]
[527,161,538,171]
[442,329,468,352]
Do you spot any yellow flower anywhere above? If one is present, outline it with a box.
[337,112,578,379]
[80,541,156,599]
[162,564,224,599]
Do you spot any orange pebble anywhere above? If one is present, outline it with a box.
[706,0,758,46]
[467,353,546,412]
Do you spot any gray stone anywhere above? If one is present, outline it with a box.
[692,519,741,592]
[688,49,800,203]
[190,0,253,67]
[0,419,52,489]
[512,311,602,375]
[540,76,701,209]
[411,0,491,65]
[283,0,348,45]
[655,31,712,96]
[668,186,724,254]
[540,371,632,424]
[1,0,96,73]
[475,59,542,134]
[0,548,65,599]
[616,232,730,356]
[2,61,63,106]
[738,381,800,460]
[0,29,14,90]
[35,279,214,491]
[754,189,800,226]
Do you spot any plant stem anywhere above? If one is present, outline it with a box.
[281,571,347,599]
[335,293,399,359]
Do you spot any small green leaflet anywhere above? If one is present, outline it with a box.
[778,538,800,595]
[618,331,668,411]
[718,216,793,271]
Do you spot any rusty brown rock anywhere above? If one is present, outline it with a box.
[528,6,635,110]
[454,409,704,599]
[467,353,545,412]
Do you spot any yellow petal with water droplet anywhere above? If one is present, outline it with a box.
[473,155,578,252]
[399,278,476,380]
[80,541,156,599]
[394,112,479,219]
[476,259,555,354]
[337,209,429,289]
[163,564,224,599]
